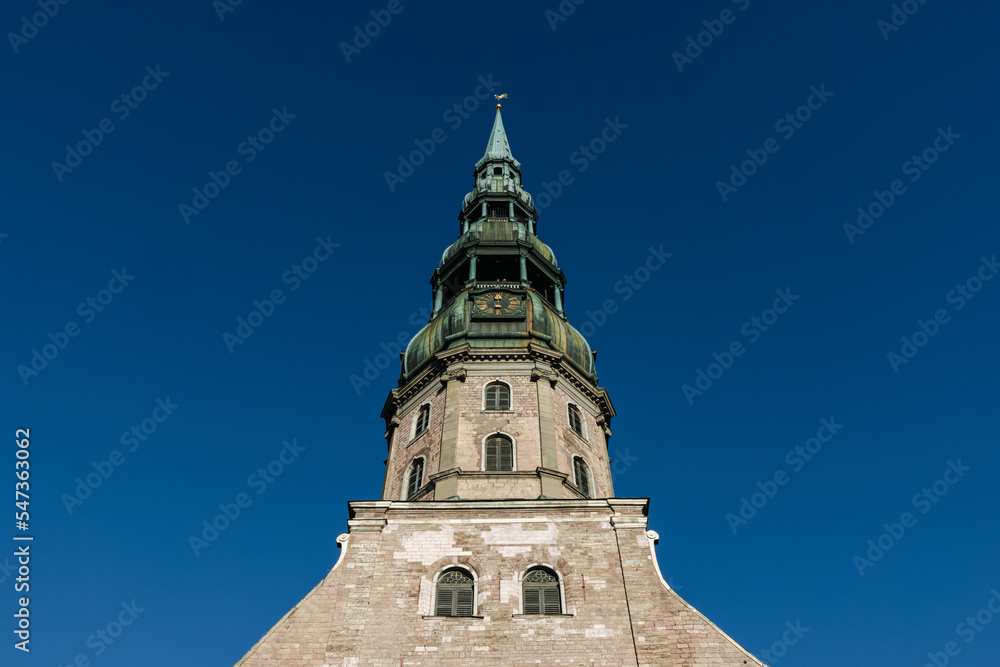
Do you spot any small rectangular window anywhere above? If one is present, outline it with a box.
[485,435,513,471]
[414,405,430,437]
[485,383,510,411]
[406,459,424,499]
[574,458,591,499]
[568,405,584,437]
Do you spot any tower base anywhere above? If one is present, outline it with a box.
[235,498,764,666]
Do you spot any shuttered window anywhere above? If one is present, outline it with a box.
[568,404,584,437]
[414,404,430,437]
[485,382,510,410]
[435,569,474,617]
[573,457,591,499]
[485,434,513,471]
[523,568,561,615]
[405,458,423,499]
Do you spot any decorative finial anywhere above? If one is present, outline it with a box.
[495,93,507,110]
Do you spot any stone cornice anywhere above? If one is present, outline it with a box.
[349,497,648,517]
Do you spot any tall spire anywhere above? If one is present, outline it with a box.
[477,104,519,169]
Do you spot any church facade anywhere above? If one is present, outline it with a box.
[236,106,765,666]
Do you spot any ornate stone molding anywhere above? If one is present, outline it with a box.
[530,368,558,386]
[595,415,612,438]
[440,369,468,385]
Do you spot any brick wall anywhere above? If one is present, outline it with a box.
[383,368,615,502]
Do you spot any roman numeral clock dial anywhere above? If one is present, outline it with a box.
[471,290,525,319]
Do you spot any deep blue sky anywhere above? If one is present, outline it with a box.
[3,0,999,665]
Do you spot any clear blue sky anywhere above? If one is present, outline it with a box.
[3,0,999,664]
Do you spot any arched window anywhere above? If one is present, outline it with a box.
[485,434,513,471]
[405,458,424,499]
[523,568,561,615]
[435,568,475,617]
[414,404,430,438]
[573,457,592,499]
[567,404,585,438]
[484,381,511,411]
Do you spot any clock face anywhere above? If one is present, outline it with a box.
[473,290,522,316]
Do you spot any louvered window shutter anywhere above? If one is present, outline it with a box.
[523,568,561,615]
[455,587,474,616]
[542,588,562,615]
[523,586,541,615]
[436,569,474,616]
[435,588,454,616]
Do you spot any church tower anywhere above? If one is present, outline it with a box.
[236,106,767,666]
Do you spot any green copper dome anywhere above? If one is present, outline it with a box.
[440,220,557,269]
[403,291,594,380]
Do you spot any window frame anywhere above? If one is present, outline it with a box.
[482,432,516,471]
[402,456,426,500]
[520,565,564,616]
[433,565,477,617]
[572,456,593,499]
[410,402,431,441]
[566,403,588,440]
[483,380,513,412]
